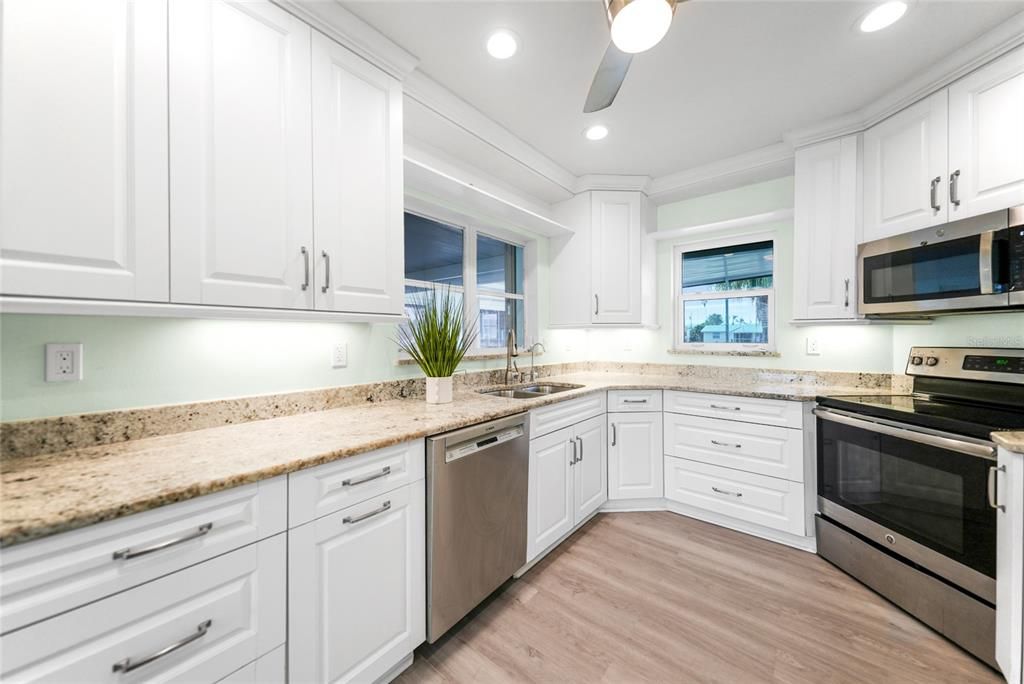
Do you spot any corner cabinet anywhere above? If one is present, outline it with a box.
[549,190,656,327]
[0,0,170,302]
[792,135,859,321]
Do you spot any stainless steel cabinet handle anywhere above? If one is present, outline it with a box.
[710,404,741,411]
[930,176,941,211]
[950,169,961,206]
[343,500,391,524]
[988,465,1006,512]
[611,423,617,447]
[342,465,391,487]
[569,439,577,465]
[321,250,331,294]
[622,399,648,404]
[301,247,310,291]
[711,486,742,498]
[112,619,212,673]
[594,294,599,316]
[112,523,213,560]
[576,436,584,463]
[844,278,850,308]
[710,439,742,449]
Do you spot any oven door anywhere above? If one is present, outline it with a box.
[815,407,996,603]
[859,217,1010,315]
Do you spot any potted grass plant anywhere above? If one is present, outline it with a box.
[395,286,477,404]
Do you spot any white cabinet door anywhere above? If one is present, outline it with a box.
[573,415,608,524]
[863,91,948,242]
[792,136,859,320]
[288,485,425,684]
[996,448,1024,684]
[948,45,1024,221]
[591,191,643,324]
[312,32,404,315]
[0,0,168,301]
[527,427,575,562]
[169,0,313,309]
[608,412,663,500]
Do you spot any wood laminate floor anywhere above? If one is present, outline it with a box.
[398,511,1001,684]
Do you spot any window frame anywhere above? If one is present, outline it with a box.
[672,231,776,353]
[403,206,533,356]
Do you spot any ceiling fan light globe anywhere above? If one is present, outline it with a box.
[609,0,674,54]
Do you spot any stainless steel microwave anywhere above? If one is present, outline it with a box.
[858,205,1024,316]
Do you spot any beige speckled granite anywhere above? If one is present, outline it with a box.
[0,368,902,547]
[993,432,1024,453]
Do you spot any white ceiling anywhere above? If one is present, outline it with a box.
[347,0,1024,180]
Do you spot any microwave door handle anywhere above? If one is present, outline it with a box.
[979,231,994,295]
[812,408,996,460]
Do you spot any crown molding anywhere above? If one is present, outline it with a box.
[272,0,419,79]
[646,142,795,205]
[403,71,579,196]
[785,9,1024,148]
[574,174,652,194]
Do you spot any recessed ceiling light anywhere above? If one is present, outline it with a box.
[486,29,518,59]
[609,0,675,54]
[584,125,609,141]
[859,1,908,33]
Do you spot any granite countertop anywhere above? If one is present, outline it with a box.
[0,373,898,547]
[993,432,1024,454]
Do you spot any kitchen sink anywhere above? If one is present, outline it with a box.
[478,383,583,399]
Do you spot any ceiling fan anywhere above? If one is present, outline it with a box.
[583,0,683,113]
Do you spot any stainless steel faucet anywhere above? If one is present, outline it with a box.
[504,328,520,385]
[527,342,546,382]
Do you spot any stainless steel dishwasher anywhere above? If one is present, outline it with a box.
[426,412,529,642]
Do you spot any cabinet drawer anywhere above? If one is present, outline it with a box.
[608,389,662,412]
[664,413,804,482]
[664,456,805,536]
[530,393,606,439]
[0,535,286,682]
[664,390,804,429]
[288,439,424,527]
[0,477,286,634]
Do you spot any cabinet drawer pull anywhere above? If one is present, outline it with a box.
[576,436,584,463]
[929,176,941,211]
[594,294,599,316]
[112,619,212,673]
[988,465,1005,512]
[321,250,331,294]
[711,486,743,498]
[710,439,742,449]
[301,247,310,291]
[611,423,617,446]
[343,500,391,524]
[112,523,213,560]
[342,465,391,487]
[569,439,577,465]
[950,169,961,206]
[844,278,850,308]
[709,404,741,411]
[622,399,648,404]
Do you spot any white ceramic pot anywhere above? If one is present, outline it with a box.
[425,376,453,404]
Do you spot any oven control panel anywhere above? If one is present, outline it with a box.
[907,347,1024,384]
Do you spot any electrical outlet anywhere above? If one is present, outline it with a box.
[331,343,348,369]
[45,343,83,382]
[805,337,821,356]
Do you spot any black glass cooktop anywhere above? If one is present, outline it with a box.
[816,393,1024,441]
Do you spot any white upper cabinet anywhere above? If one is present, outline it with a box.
[862,91,949,242]
[312,32,404,315]
[549,190,655,327]
[0,0,169,302]
[169,0,314,309]
[793,135,859,320]
[948,45,1024,220]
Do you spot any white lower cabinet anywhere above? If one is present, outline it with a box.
[608,411,663,500]
[0,535,286,682]
[527,409,608,562]
[219,645,286,684]
[996,447,1024,684]
[288,482,425,684]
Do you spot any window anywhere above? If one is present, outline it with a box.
[404,212,527,352]
[673,236,775,351]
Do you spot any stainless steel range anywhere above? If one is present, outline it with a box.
[814,347,1024,668]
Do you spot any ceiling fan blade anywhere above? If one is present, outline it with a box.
[583,42,632,113]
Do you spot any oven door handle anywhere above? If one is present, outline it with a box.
[812,407,996,460]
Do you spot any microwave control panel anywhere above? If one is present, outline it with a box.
[1011,226,1024,292]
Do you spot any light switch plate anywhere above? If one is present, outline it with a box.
[45,343,83,382]
[805,337,821,356]
[331,343,348,369]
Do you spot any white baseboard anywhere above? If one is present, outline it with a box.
[600,497,817,553]
[379,653,414,684]
[514,509,601,578]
